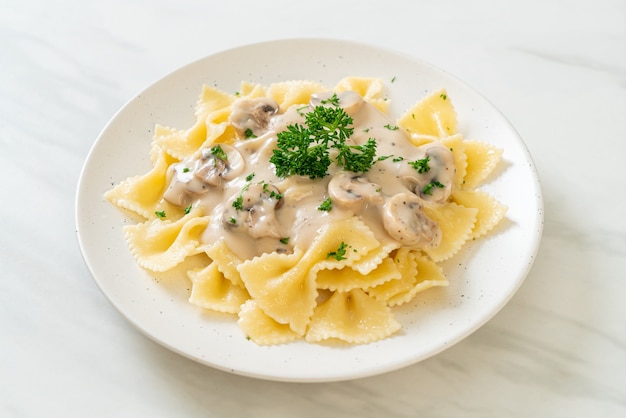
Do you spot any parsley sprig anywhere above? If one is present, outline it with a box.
[269,94,379,179]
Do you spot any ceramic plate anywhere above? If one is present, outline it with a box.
[76,39,543,382]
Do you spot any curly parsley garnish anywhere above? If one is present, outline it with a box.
[335,138,378,173]
[269,94,379,179]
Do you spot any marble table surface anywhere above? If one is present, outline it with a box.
[2,0,625,416]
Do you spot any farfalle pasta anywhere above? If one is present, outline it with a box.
[105,77,507,345]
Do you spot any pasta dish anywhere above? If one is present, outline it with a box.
[105,77,506,345]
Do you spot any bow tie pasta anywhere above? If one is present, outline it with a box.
[105,77,507,345]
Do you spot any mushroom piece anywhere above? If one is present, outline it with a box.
[328,172,383,212]
[402,143,455,204]
[194,144,245,186]
[229,97,279,138]
[162,144,245,207]
[382,193,441,247]
[223,182,283,239]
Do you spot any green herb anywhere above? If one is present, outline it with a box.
[182,167,190,173]
[269,190,283,200]
[232,195,243,210]
[270,95,379,178]
[384,124,399,130]
[229,217,237,224]
[210,145,228,161]
[326,242,349,261]
[335,137,378,173]
[391,76,397,83]
[232,183,252,210]
[280,237,290,244]
[320,94,341,106]
[184,205,192,214]
[440,93,447,100]
[244,128,257,139]
[317,197,333,212]
[422,181,445,195]
[409,156,431,173]
[245,172,256,181]
[392,156,404,163]
[155,210,166,218]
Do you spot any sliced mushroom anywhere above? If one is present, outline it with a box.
[382,193,441,247]
[402,143,455,204]
[162,144,245,207]
[328,172,383,212]
[229,97,279,138]
[223,182,283,239]
[194,144,245,186]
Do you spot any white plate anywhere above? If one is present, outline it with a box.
[76,39,543,382]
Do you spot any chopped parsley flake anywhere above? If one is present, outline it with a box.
[317,197,333,212]
[232,183,251,210]
[182,167,190,173]
[232,195,243,210]
[269,190,283,200]
[244,128,257,139]
[440,93,447,100]
[155,210,166,218]
[280,237,290,244]
[245,172,256,181]
[210,145,228,161]
[392,156,404,163]
[423,181,445,195]
[326,242,349,261]
[320,94,341,106]
[409,156,431,173]
[384,124,399,130]
[184,205,192,214]
[229,217,237,224]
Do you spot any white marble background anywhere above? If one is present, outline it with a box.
[1,0,625,416]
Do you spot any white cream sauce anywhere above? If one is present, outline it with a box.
[162,91,455,260]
